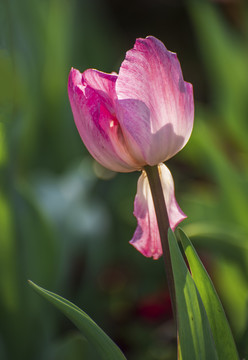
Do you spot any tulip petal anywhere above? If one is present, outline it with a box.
[130,163,186,259]
[131,170,162,259]
[116,36,194,165]
[68,68,140,172]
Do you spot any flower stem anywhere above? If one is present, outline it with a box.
[144,165,177,320]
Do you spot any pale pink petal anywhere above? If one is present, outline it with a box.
[130,170,162,259]
[115,36,194,166]
[130,163,186,259]
[159,163,186,230]
[83,68,117,101]
[68,68,140,172]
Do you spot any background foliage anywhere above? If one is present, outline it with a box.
[1,0,248,359]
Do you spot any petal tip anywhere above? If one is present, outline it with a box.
[68,67,83,91]
[129,238,162,260]
[170,213,187,232]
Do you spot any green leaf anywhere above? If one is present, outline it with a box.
[0,190,19,312]
[168,229,218,360]
[177,228,239,360]
[29,281,126,360]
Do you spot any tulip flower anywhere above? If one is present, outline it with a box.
[68,36,194,260]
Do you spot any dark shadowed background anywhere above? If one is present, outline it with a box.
[1,0,248,359]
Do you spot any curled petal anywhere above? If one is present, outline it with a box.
[131,171,162,259]
[130,163,186,259]
[116,36,194,165]
[68,68,140,172]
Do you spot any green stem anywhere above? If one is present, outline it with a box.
[144,165,177,320]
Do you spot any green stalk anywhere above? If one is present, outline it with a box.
[144,165,177,319]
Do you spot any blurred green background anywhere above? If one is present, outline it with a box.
[1,0,248,359]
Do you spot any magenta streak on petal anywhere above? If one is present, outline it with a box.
[68,68,141,172]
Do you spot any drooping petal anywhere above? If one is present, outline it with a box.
[116,36,194,166]
[159,163,187,230]
[68,68,140,172]
[130,170,162,259]
[130,163,186,259]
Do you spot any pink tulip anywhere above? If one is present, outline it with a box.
[68,36,194,259]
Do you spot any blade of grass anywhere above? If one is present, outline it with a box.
[177,228,239,360]
[29,281,126,360]
[168,229,218,360]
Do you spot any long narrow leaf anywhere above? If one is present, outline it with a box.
[177,228,239,360]
[168,229,218,360]
[29,281,126,360]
